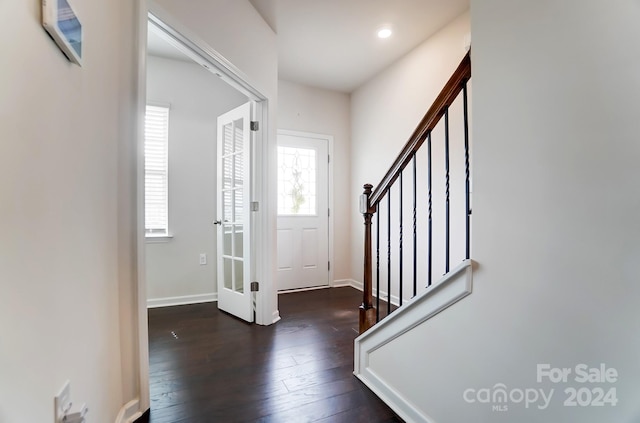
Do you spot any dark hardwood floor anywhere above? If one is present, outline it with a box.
[145,287,402,423]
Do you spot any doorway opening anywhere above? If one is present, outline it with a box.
[145,11,264,317]
[276,130,334,292]
[134,4,274,416]
[145,24,251,313]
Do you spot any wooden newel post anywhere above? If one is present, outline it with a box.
[359,184,376,334]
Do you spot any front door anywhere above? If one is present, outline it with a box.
[276,131,329,291]
[216,102,253,322]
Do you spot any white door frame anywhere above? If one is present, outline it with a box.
[277,130,334,290]
[131,0,274,415]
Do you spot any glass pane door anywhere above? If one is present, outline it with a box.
[217,102,252,322]
[221,118,245,294]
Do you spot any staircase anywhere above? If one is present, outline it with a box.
[358,51,472,333]
[354,51,473,423]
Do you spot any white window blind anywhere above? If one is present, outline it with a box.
[145,105,169,236]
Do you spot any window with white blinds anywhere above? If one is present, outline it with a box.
[144,105,170,236]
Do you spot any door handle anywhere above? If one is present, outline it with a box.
[213,220,221,225]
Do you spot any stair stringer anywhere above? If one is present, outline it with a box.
[353,259,474,423]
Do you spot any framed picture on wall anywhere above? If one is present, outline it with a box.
[42,0,83,65]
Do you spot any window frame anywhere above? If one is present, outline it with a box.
[144,103,171,239]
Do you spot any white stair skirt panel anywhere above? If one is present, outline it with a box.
[353,259,474,423]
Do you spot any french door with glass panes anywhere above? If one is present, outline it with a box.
[216,103,253,322]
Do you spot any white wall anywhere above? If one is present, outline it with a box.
[153,0,279,323]
[145,55,247,304]
[277,80,351,282]
[366,1,640,422]
[0,0,137,421]
[350,12,471,294]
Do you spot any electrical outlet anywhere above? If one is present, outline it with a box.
[199,253,207,265]
[54,381,71,423]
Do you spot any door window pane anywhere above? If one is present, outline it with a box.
[233,225,243,258]
[277,146,317,215]
[233,119,244,152]
[223,258,232,290]
[223,190,232,222]
[234,260,244,293]
[223,123,233,155]
[223,225,232,256]
[222,155,232,189]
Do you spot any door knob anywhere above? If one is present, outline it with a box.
[213,220,221,225]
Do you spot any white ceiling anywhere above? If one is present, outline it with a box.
[147,0,470,93]
[250,0,469,92]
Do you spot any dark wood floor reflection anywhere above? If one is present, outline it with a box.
[146,287,402,423]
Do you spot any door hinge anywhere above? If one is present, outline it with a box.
[328,261,331,271]
[250,121,259,131]
[250,281,259,292]
[328,155,330,163]
[251,201,259,212]
[328,208,330,217]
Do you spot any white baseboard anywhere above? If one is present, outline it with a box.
[272,310,281,324]
[277,284,330,294]
[334,279,402,307]
[356,370,438,423]
[147,292,217,308]
[115,398,144,423]
[332,278,362,289]
[375,290,400,307]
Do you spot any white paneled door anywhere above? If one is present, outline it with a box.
[216,103,253,322]
[277,131,329,291]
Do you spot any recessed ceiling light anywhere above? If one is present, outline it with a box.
[377,28,392,39]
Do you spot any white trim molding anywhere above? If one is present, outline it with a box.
[147,292,217,308]
[135,0,150,414]
[333,279,401,307]
[332,279,362,290]
[115,398,143,423]
[271,310,281,324]
[277,285,330,294]
[353,259,474,423]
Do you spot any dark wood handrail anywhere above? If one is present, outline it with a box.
[368,51,471,208]
[359,51,472,334]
